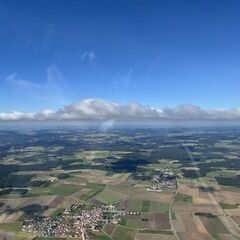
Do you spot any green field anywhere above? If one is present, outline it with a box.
[149,201,169,212]
[51,208,65,217]
[142,200,150,212]
[175,193,192,203]
[91,231,112,240]
[25,183,82,197]
[91,236,111,240]
[0,222,22,232]
[110,225,138,240]
[200,215,229,235]
[219,202,238,209]
[25,186,52,197]
[123,199,169,212]
[50,184,81,196]
[94,186,128,204]
[81,183,105,201]
[127,199,143,212]
[36,237,70,240]
[139,229,173,234]
[125,219,143,228]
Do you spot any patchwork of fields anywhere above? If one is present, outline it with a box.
[1,128,240,239]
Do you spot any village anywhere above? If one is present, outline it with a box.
[22,204,125,239]
[147,168,176,192]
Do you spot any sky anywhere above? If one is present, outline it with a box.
[1,0,240,122]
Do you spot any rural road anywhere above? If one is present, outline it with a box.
[201,180,240,238]
[168,162,180,240]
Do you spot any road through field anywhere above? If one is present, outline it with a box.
[168,162,180,240]
[201,180,240,238]
[183,144,240,239]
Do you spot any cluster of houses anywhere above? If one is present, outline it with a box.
[147,168,175,192]
[22,204,125,239]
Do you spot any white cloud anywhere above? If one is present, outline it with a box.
[0,111,33,121]
[81,51,96,63]
[1,99,240,122]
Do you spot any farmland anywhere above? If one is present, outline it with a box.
[0,127,240,239]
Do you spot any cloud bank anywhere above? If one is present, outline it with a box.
[1,99,240,122]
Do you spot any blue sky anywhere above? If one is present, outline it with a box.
[1,0,240,114]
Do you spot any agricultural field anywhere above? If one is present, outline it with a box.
[1,128,240,239]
